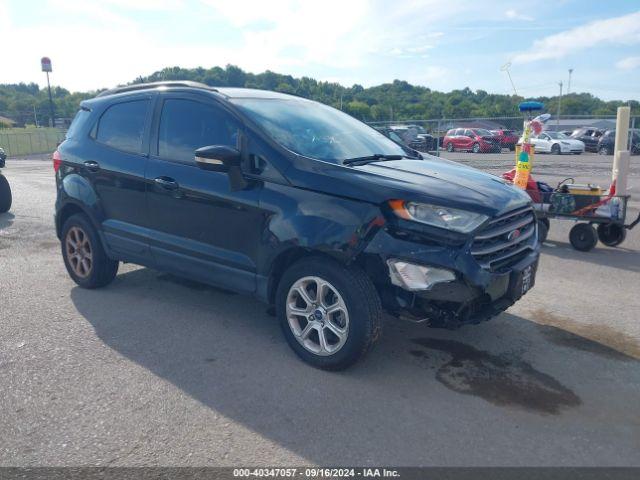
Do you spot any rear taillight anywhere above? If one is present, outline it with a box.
[53,150,62,172]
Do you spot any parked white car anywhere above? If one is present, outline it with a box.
[520,131,585,154]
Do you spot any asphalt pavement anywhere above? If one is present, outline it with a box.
[0,153,639,466]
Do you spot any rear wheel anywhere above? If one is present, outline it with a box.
[472,143,480,153]
[61,213,119,288]
[598,146,610,155]
[0,174,11,213]
[569,223,597,251]
[276,257,382,370]
[597,223,626,247]
[446,142,454,152]
[551,143,561,155]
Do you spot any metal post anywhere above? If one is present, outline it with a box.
[556,81,563,129]
[436,119,441,157]
[33,105,39,127]
[46,71,55,127]
[567,69,573,95]
[629,116,636,151]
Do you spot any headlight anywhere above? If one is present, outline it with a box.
[388,200,488,233]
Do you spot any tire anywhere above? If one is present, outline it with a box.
[569,223,597,252]
[61,213,119,288]
[0,174,11,213]
[597,223,626,247]
[472,143,480,153]
[446,142,454,152]
[276,257,382,370]
[509,145,515,152]
[598,146,610,155]
[537,220,549,244]
[551,144,561,155]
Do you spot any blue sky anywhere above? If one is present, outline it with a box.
[1,0,639,100]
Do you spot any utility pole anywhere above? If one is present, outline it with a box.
[567,68,573,95]
[33,105,39,128]
[557,81,563,129]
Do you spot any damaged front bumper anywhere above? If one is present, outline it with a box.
[363,228,539,329]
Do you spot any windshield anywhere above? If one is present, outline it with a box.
[546,132,568,139]
[474,129,493,136]
[232,98,408,163]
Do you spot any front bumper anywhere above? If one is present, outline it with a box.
[363,228,540,329]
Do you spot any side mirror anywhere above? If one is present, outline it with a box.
[195,145,247,191]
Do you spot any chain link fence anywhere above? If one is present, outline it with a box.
[368,115,638,156]
[0,128,67,157]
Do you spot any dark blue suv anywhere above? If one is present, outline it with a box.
[54,81,539,369]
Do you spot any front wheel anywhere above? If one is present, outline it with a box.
[472,143,480,153]
[0,174,11,213]
[61,213,119,288]
[446,142,454,152]
[551,144,561,155]
[598,146,610,155]
[276,257,382,370]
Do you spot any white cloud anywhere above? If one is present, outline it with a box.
[512,10,640,64]
[616,56,640,70]
[505,9,534,21]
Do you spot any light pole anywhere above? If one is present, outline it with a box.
[500,62,518,96]
[41,57,55,127]
[556,81,563,129]
[568,68,573,95]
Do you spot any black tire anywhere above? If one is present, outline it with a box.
[597,223,626,247]
[509,145,516,152]
[446,142,454,152]
[276,257,382,370]
[537,220,549,244]
[598,146,611,155]
[472,143,480,153]
[0,174,11,213]
[551,144,561,155]
[61,213,119,288]
[569,223,597,252]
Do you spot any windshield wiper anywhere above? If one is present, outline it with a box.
[343,154,405,166]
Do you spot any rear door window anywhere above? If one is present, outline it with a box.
[157,98,240,164]
[66,108,91,139]
[96,100,149,154]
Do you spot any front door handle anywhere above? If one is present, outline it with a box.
[83,160,100,172]
[154,176,179,190]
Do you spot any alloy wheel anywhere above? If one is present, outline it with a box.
[286,276,349,356]
[65,226,93,278]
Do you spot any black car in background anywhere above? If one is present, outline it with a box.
[597,129,640,155]
[570,127,604,153]
[54,81,538,370]
[387,125,437,152]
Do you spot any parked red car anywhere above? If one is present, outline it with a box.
[490,129,519,151]
[443,128,501,153]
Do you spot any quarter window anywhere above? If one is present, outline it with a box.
[158,99,240,163]
[96,100,149,154]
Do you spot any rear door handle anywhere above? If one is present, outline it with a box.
[83,160,100,172]
[154,176,179,190]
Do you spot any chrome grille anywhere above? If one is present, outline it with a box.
[471,206,536,271]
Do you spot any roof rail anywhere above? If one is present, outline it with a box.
[96,81,216,98]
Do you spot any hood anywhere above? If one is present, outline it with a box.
[286,155,531,217]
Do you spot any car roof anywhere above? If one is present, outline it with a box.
[93,81,300,101]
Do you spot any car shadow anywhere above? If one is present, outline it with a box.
[0,211,15,230]
[541,240,640,272]
[70,267,640,465]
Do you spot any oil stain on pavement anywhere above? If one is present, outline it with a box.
[410,338,581,414]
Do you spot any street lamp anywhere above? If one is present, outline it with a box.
[41,57,55,128]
